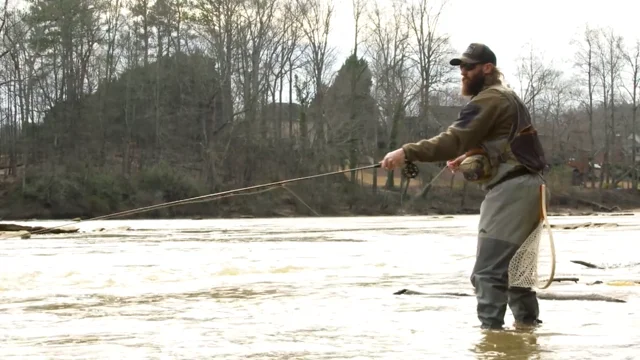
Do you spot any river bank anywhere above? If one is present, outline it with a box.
[1,174,638,220]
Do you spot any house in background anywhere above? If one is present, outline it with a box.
[625,133,640,164]
[592,136,628,168]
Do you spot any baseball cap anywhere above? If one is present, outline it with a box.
[450,43,497,66]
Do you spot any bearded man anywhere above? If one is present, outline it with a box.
[381,43,548,330]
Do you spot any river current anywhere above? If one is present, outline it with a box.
[1,214,639,359]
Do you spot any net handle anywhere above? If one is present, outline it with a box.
[538,183,557,289]
[539,183,547,221]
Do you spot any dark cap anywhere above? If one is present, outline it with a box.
[450,43,497,66]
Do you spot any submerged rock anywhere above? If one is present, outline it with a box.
[0,223,78,235]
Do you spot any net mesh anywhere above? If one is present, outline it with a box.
[508,184,556,290]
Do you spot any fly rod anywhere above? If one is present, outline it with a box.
[85,163,387,221]
[4,162,421,238]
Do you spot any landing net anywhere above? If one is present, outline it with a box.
[508,183,556,289]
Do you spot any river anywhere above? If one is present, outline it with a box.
[1,214,639,359]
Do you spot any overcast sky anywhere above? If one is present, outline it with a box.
[328,0,640,90]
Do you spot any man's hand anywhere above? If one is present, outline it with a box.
[446,154,467,173]
[381,148,406,170]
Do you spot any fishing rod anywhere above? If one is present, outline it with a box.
[86,163,393,220]
[4,161,422,238]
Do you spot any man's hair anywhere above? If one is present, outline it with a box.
[484,65,504,87]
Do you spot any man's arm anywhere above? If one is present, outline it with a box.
[401,89,507,163]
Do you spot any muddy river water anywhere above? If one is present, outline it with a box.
[1,214,639,359]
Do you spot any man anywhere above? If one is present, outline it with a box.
[380,43,548,330]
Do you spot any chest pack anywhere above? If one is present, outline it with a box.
[457,85,547,183]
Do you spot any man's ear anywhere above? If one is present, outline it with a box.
[482,63,494,75]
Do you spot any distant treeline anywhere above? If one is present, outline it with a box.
[0,0,638,219]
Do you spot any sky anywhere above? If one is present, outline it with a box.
[327,0,640,90]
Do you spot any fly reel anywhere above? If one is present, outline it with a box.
[402,160,419,179]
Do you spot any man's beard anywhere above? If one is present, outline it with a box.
[461,73,485,96]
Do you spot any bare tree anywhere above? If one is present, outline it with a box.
[191,0,242,188]
[619,38,640,189]
[541,70,572,157]
[572,25,599,188]
[594,28,623,187]
[237,0,278,126]
[264,2,305,141]
[405,0,455,198]
[351,0,366,57]
[364,1,416,189]
[0,0,10,59]
[515,43,557,125]
[128,0,153,67]
[405,0,454,130]
[294,0,336,170]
